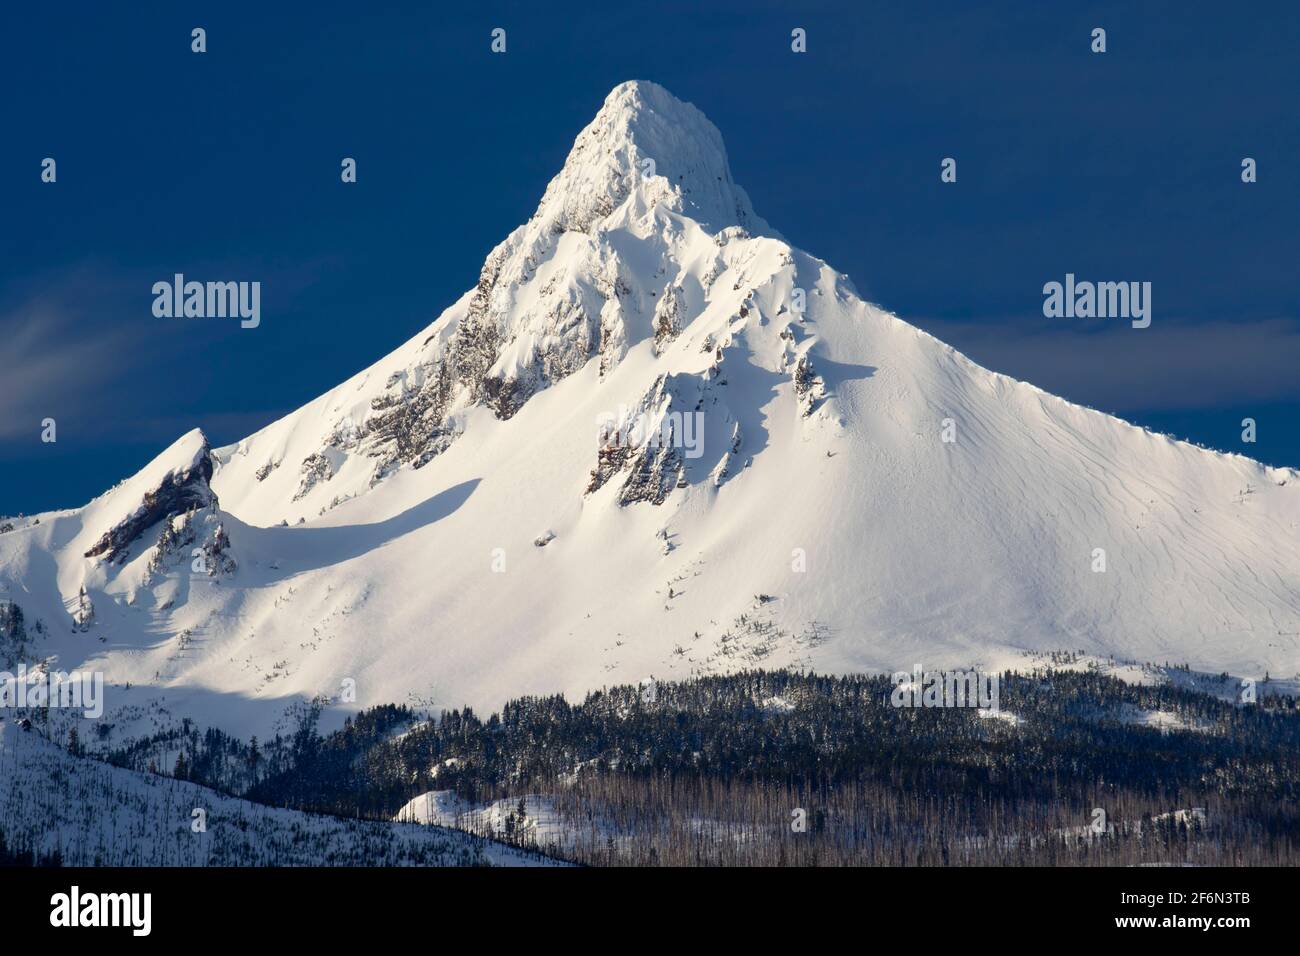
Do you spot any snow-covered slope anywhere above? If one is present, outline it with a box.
[0,722,555,866]
[396,791,582,853]
[2,80,1298,745]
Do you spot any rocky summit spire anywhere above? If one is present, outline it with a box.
[532,80,771,236]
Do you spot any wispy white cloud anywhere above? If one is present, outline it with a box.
[0,267,290,449]
[0,281,141,441]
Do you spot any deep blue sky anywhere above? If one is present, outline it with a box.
[2,1,1297,514]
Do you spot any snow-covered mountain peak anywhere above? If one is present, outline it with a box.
[6,81,1297,746]
[532,80,769,237]
[210,82,792,523]
[125,427,211,488]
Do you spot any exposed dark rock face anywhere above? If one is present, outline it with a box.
[481,373,526,421]
[321,237,580,481]
[84,449,216,564]
[586,441,629,497]
[362,358,457,475]
[653,283,684,354]
[453,244,510,393]
[586,374,697,506]
[618,441,685,506]
[266,84,761,507]
[294,453,334,502]
[793,354,824,416]
[312,244,622,487]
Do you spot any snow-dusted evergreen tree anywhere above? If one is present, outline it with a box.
[72,586,94,632]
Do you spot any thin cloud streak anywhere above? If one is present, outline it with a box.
[0,297,139,442]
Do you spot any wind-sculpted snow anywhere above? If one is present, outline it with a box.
[1,81,1297,746]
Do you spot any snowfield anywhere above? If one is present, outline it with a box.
[1,80,1297,749]
[396,791,582,852]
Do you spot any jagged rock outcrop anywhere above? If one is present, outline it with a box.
[653,283,684,354]
[216,82,773,517]
[146,507,237,580]
[587,373,706,505]
[619,440,686,506]
[84,436,216,564]
[793,353,825,416]
[294,453,335,502]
